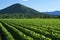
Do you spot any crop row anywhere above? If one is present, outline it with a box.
[7,22,52,40]
[0,21,33,40]
[0,19,60,40]
[5,21,60,40]
[0,23,15,40]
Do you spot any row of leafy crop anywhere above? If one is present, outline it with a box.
[16,23,60,40]
[10,19,60,30]
[4,19,60,31]
[4,19,60,32]
[6,21,60,40]
[1,19,60,40]
[15,21,60,31]
[9,20,60,34]
[13,22,60,34]
[0,23,15,40]
[8,20,60,34]
[18,23,60,34]
[2,21,52,40]
[0,21,34,40]
[1,19,60,30]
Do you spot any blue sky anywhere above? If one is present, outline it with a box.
[0,0,60,12]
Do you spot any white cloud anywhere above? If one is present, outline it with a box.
[23,0,28,1]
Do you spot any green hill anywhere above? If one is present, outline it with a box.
[0,3,58,18]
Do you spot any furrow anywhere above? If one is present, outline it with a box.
[0,23,15,40]
[6,22,52,40]
[1,21,34,40]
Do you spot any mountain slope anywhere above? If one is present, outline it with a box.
[0,3,43,14]
[0,3,59,18]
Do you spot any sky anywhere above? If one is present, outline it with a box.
[0,0,60,12]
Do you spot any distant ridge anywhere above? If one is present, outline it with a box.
[44,11,60,16]
[0,3,59,18]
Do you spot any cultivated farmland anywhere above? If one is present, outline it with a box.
[0,19,60,40]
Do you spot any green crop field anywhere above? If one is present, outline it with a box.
[0,19,60,40]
